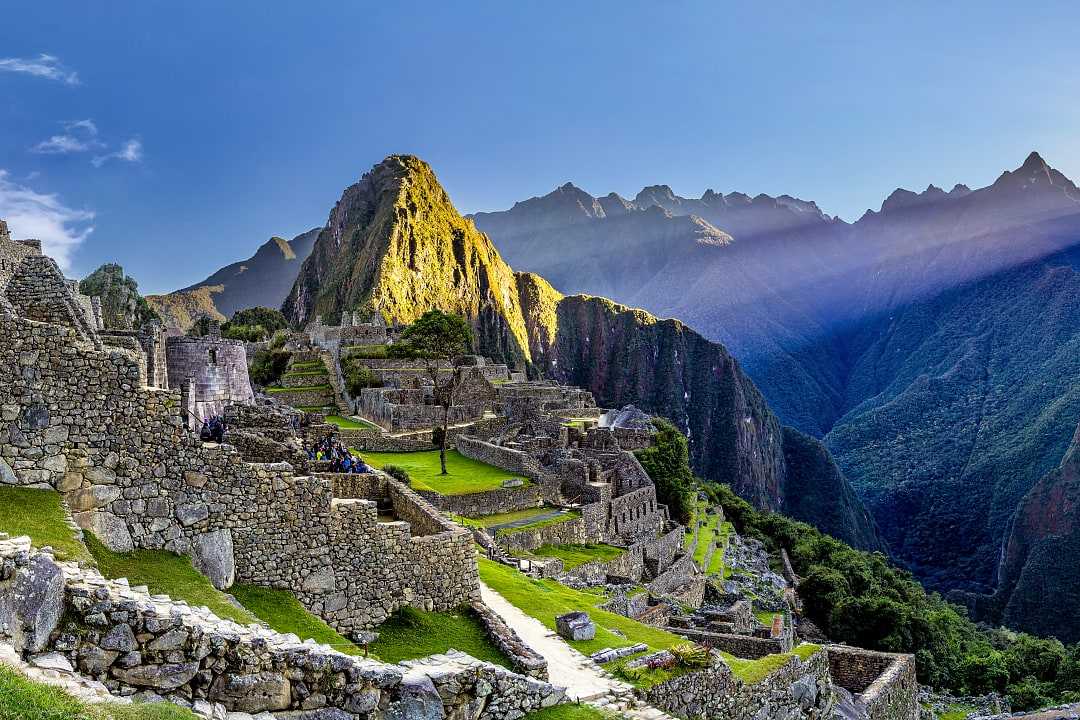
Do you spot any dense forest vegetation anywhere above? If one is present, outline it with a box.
[641,420,1080,709]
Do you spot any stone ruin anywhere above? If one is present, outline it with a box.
[0,223,566,718]
[165,320,255,421]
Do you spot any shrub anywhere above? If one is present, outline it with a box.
[249,349,291,387]
[669,642,710,668]
[343,361,382,396]
[383,465,411,485]
[635,419,696,523]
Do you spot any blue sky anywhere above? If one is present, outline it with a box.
[1,1,1078,293]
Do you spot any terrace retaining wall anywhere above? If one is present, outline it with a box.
[0,537,563,719]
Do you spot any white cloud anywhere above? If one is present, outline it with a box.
[30,118,105,155]
[32,134,98,154]
[64,119,98,135]
[92,138,143,167]
[0,54,79,85]
[0,170,94,271]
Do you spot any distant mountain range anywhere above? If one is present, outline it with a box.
[147,228,319,329]
[471,152,1080,640]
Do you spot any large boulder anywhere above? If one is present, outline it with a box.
[0,554,65,653]
[76,511,133,553]
[193,529,235,590]
[385,671,443,720]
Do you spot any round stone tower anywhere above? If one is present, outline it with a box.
[165,327,254,421]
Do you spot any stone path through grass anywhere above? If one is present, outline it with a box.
[478,572,677,719]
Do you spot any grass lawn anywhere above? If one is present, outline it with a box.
[229,584,363,655]
[289,361,325,371]
[532,544,625,570]
[693,514,720,567]
[524,705,623,720]
[324,415,378,431]
[706,522,733,576]
[939,705,976,720]
[0,487,92,563]
[0,663,198,720]
[359,450,529,495]
[368,606,512,668]
[282,370,329,378]
[85,534,256,626]
[266,384,332,393]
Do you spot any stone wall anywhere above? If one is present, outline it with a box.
[642,647,833,720]
[418,483,544,518]
[826,646,919,720]
[265,386,334,409]
[0,537,564,719]
[5,254,100,346]
[496,516,591,553]
[469,600,548,680]
[358,388,486,432]
[165,335,253,419]
[0,309,478,632]
[666,627,786,659]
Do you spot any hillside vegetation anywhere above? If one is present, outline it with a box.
[640,424,1080,708]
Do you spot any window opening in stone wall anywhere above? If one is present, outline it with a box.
[208,348,217,365]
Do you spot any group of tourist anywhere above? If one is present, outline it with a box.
[199,415,227,443]
[306,437,376,474]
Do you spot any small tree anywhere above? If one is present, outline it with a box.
[394,310,473,474]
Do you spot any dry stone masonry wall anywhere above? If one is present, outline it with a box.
[0,537,563,719]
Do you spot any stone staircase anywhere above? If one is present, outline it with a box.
[320,350,353,415]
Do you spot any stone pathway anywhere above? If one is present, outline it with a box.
[478,581,677,720]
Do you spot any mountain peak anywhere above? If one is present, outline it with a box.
[1020,150,1047,171]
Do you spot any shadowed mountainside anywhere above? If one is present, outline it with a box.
[148,228,318,330]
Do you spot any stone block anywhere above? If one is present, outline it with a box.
[175,502,208,527]
[209,671,291,713]
[111,661,200,690]
[77,511,133,553]
[555,611,595,641]
[1,554,65,653]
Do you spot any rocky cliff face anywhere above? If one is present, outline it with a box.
[149,229,318,331]
[974,423,1080,642]
[282,155,880,549]
[284,156,536,368]
[539,294,882,550]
